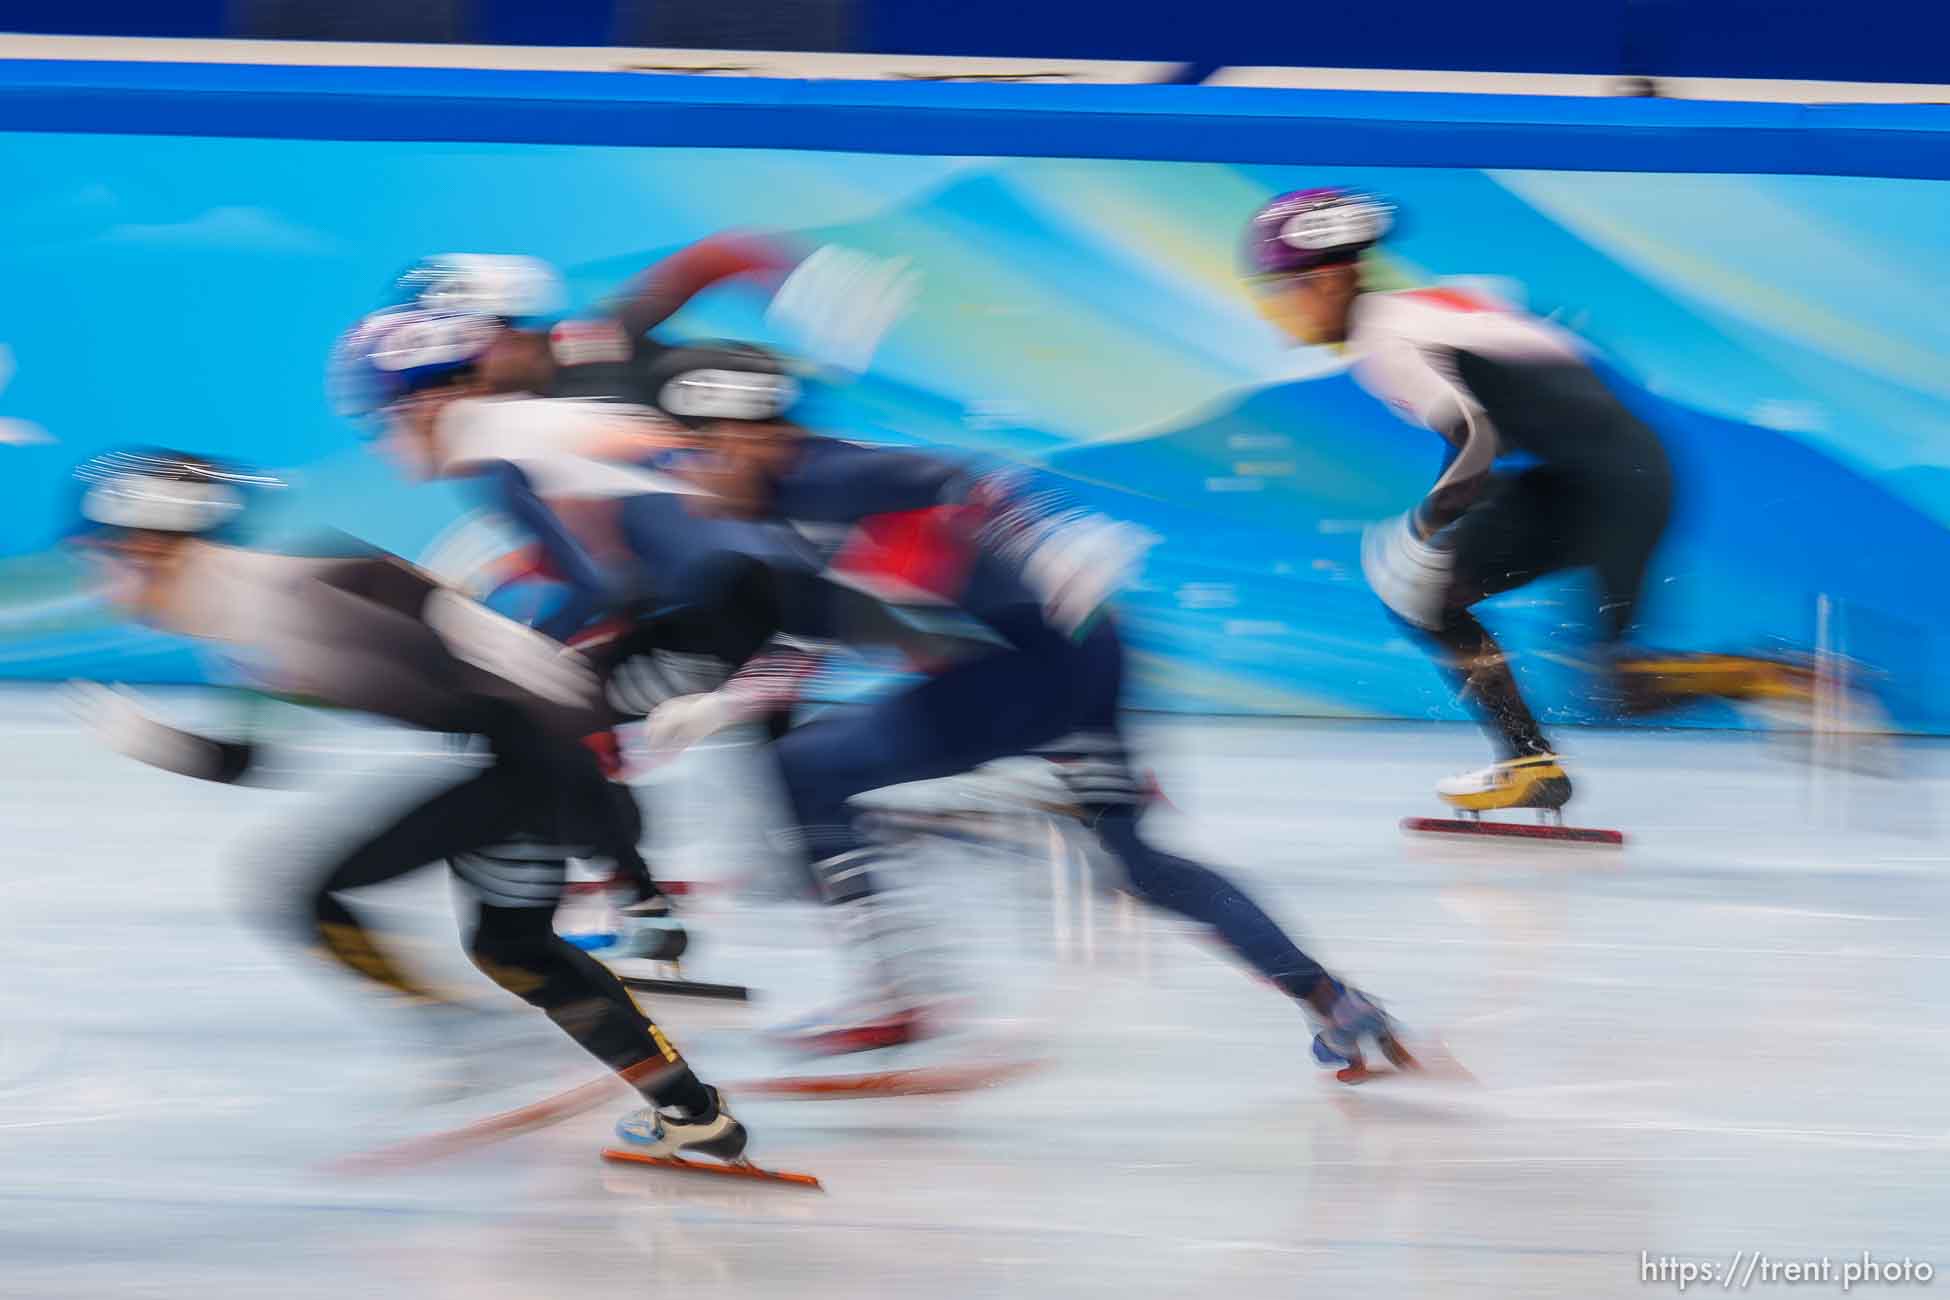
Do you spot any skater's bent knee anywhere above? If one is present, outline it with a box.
[467,933,555,1003]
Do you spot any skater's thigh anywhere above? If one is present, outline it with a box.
[775,643,1079,806]
[1586,482,1671,641]
[1040,619,1137,773]
[452,824,575,946]
[299,765,526,898]
[1447,469,1582,607]
[464,887,561,955]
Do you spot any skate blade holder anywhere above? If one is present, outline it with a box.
[601,1147,823,1189]
[619,960,754,1003]
[1402,810,1624,848]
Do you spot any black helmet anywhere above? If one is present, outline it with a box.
[642,343,802,429]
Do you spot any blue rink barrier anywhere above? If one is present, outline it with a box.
[2,59,1950,177]
[1,57,1946,729]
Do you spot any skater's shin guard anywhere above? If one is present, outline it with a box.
[806,839,947,1008]
[467,907,710,1113]
[1092,809,1328,1004]
[1416,611,1552,760]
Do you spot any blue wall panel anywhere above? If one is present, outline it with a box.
[0,60,1944,728]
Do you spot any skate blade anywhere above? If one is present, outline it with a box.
[325,1073,623,1174]
[770,1024,934,1056]
[1333,1039,1476,1087]
[725,1058,1042,1100]
[601,1148,823,1190]
[1403,816,1624,848]
[618,973,753,1002]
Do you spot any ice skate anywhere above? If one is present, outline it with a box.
[619,887,674,920]
[603,1089,819,1187]
[607,912,688,962]
[1404,753,1623,846]
[1309,984,1419,1084]
[769,997,944,1057]
[1436,753,1572,814]
[611,1087,748,1163]
[1615,651,1818,714]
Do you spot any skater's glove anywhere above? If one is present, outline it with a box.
[64,681,255,783]
[1361,512,1454,631]
[1022,515,1158,640]
[423,589,598,709]
[765,244,921,376]
[641,690,744,756]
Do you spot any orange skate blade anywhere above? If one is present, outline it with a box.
[1403,816,1623,848]
[725,1058,1042,1100]
[601,1148,823,1190]
[1334,1039,1476,1086]
[324,1074,624,1174]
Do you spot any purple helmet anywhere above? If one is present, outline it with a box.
[1243,188,1394,278]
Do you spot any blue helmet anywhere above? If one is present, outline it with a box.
[392,254,565,323]
[328,306,501,421]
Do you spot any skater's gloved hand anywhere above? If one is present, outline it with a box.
[641,690,744,755]
[64,681,255,783]
[423,589,598,709]
[1022,515,1158,639]
[1361,512,1454,631]
[765,244,921,376]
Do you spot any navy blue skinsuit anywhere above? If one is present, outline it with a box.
[756,437,1331,1005]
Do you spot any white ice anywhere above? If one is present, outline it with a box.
[2,685,1947,1299]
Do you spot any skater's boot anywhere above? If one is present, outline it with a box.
[770,997,943,1057]
[620,885,674,920]
[1309,983,1417,1083]
[783,845,955,1055]
[613,1086,748,1163]
[610,911,689,963]
[1612,651,1819,720]
[1436,753,1572,814]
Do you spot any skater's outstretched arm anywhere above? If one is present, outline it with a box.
[1359,335,1499,537]
[68,682,263,784]
[609,232,798,342]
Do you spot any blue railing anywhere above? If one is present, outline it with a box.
[4,0,1950,82]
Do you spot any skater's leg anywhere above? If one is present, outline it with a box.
[300,768,526,1004]
[1055,624,1334,1007]
[774,623,1076,864]
[1585,479,1815,718]
[1091,808,1330,1006]
[1058,623,1410,1073]
[768,622,1078,1036]
[1419,469,1575,759]
[459,880,711,1113]
[1412,609,1554,760]
[591,778,669,911]
[459,852,747,1160]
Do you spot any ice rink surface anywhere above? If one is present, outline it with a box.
[3,686,1947,1299]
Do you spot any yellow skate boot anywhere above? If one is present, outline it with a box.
[1615,653,1818,712]
[1435,753,1573,814]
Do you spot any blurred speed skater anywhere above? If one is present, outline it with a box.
[1245,187,1827,821]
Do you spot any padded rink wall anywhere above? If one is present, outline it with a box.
[2,59,1949,729]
